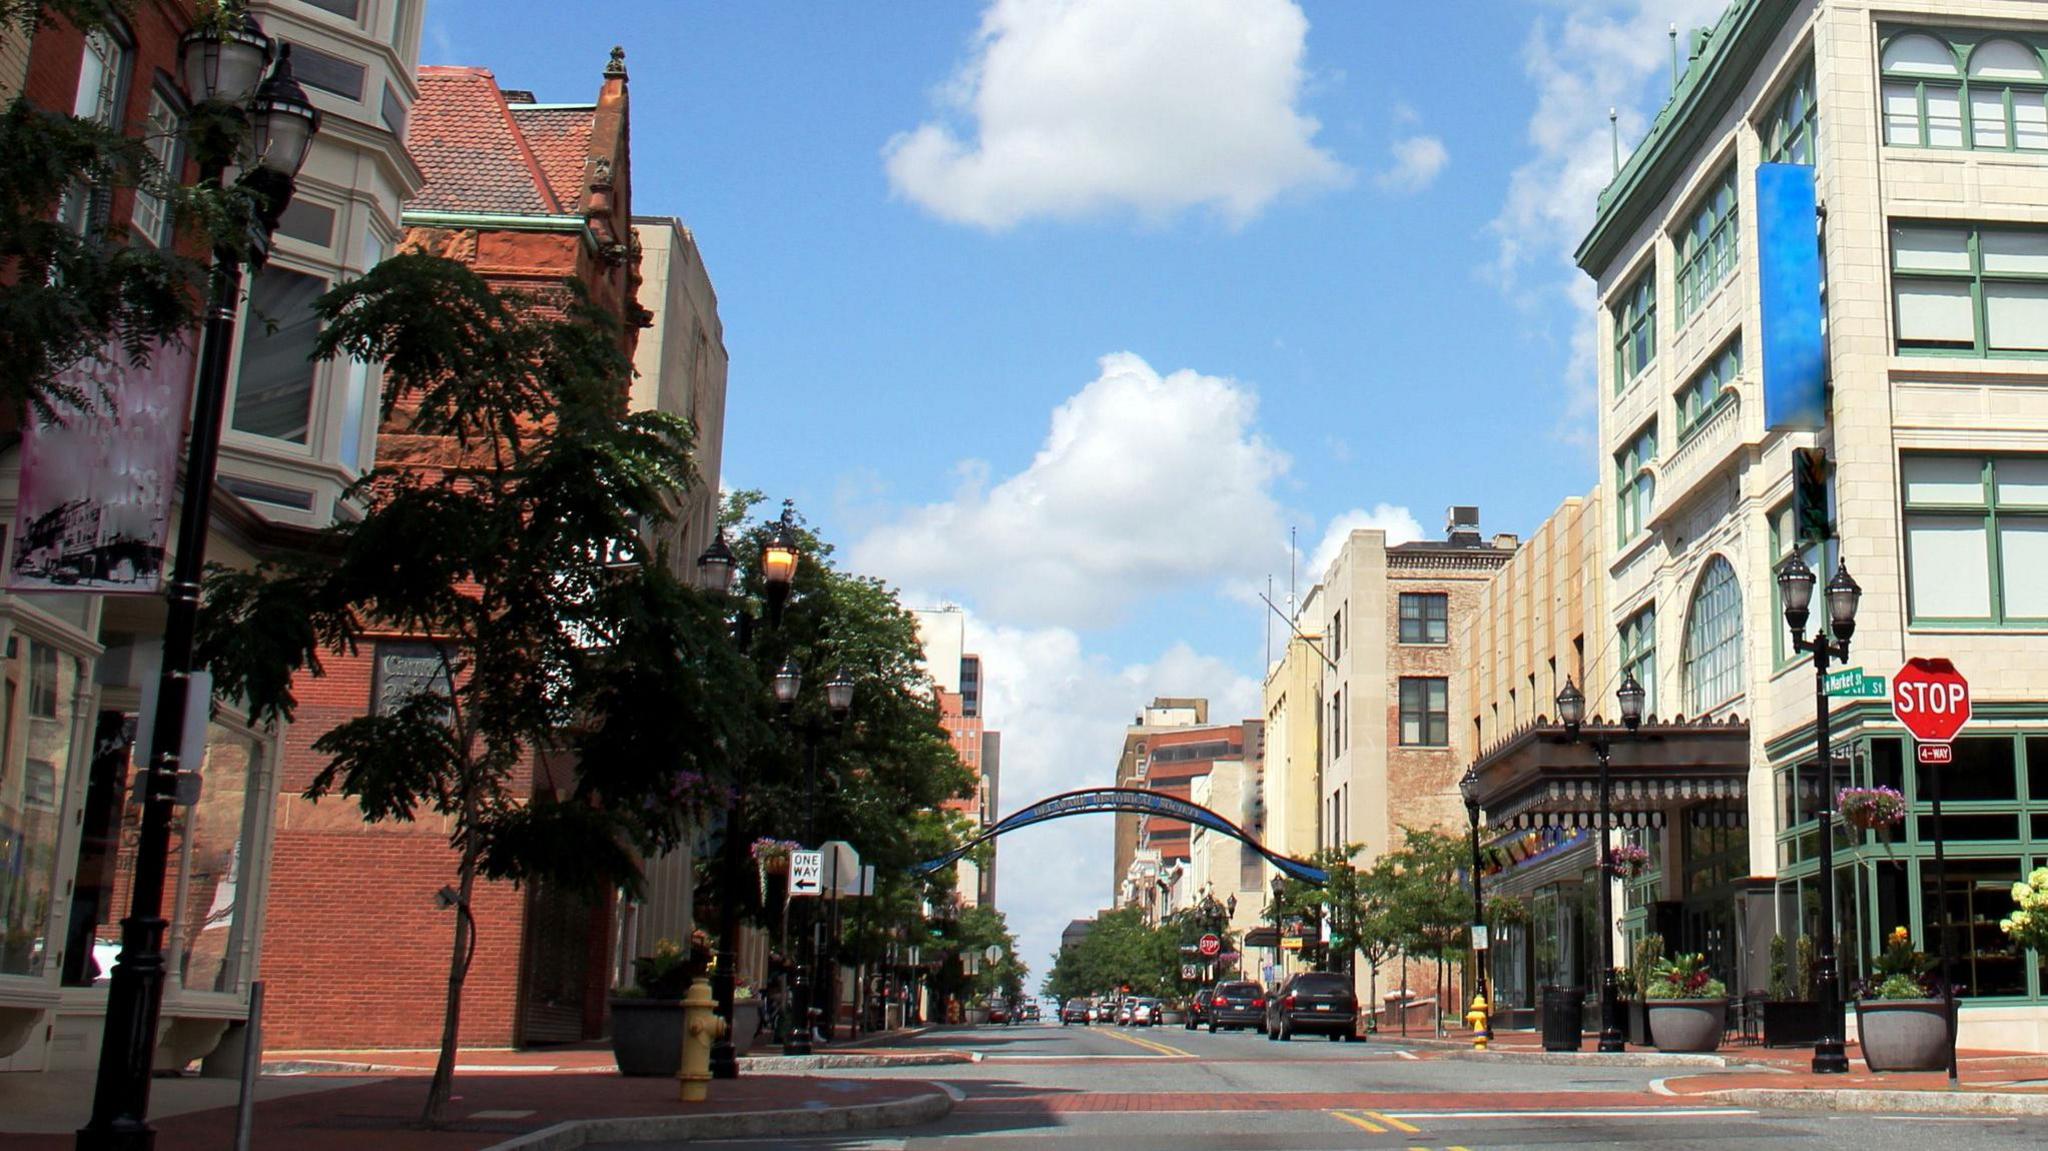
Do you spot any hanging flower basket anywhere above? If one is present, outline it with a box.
[1838,786,1907,831]
[1605,843,1649,879]
[751,837,799,874]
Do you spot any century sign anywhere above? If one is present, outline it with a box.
[1893,658,1970,764]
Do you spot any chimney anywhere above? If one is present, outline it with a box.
[1445,505,1482,547]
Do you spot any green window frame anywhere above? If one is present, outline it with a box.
[1398,592,1448,644]
[1902,454,2048,626]
[1675,167,1739,324]
[1612,270,1656,391]
[1613,422,1657,546]
[1881,28,2048,153]
[1675,338,1741,441]
[1619,606,1657,718]
[1763,59,1818,165]
[1398,677,1448,747]
[1891,222,2048,358]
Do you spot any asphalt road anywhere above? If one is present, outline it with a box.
[594,1021,2048,1150]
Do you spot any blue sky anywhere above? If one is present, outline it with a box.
[423,0,1733,981]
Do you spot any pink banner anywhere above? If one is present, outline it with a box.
[9,341,196,594]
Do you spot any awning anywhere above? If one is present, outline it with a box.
[1468,716,1752,833]
[1492,776,1745,829]
[1242,926,1279,948]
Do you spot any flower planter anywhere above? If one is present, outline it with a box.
[733,1000,761,1056]
[1762,1000,1828,1047]
[1856,999,1951,1072]
[1646,999,1727,1053]
[609,997,684,1076]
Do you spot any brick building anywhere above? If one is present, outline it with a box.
[912,608,1001,907]
[258,51,650,1051]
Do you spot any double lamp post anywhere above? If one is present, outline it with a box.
[1554,671,1645,1055]
[80,14,321,1151]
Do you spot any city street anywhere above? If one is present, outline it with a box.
[604,1022,2048,1150]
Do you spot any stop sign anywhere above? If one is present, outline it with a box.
[1892,658,1970,744]
[1198,934,1221,958]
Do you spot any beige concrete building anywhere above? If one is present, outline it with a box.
[1554,0,2048,1049]
[1261,629,1325,868]
[1109,697,1209,896]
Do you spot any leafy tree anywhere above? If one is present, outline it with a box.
[1,0,269,419]
[194,254,762,1126]
[1380,827,1473,1019]
[1045,907,1180,1000]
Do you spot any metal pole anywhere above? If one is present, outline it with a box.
[784,734,818,1056]
[1926,741,1959,1087]
[1596,741,1624,1053]
[80,242,248,1151]
[1468,803,1489,1033]
[1810,638,1850,1073]
[711,610,755,1078]
[231,982,264,1151]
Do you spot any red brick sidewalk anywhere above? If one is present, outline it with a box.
[7,1066,939,1151]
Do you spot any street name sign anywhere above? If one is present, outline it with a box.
[1198,934,1221,957]
[789,850,823,897]
[1893,659,1971,745]
[1825,667,1887,698]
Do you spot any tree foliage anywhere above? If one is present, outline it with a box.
[1045,907,1182,1001]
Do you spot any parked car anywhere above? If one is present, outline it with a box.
[1185,985,1215,1030]
[1115,999,1136,1026]
[1130,998,1160,1027]
[1265,972,1359,1041]
[1023,1001,1041,1022]
[988,1001,1011,1025]
[1205,980,1268,1032]
[1061,998,1093,1025]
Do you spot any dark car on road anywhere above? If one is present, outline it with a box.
[1265,972,1359,1042]
[1205,980,1267,1032]
[1061,998,1093,1025]
[1183,985,1215,1030]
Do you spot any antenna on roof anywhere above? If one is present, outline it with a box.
[1265,574,1273,669]
[1670,23,1680,90]
[1610,108,1620,175]
[1289,527,1297,618]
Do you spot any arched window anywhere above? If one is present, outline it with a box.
[1683,556,1744,715]
[1882,33,1964,147]
[1967,39,2048,150]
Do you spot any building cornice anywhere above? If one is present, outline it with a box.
[401,209,601,252]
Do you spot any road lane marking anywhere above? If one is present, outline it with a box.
[1384,1108,1755,1120]
[1329,1110,1385,1133]
[1098,1029,1194,1058]
[1394,1049,1421,1060]
[1364,1111,1421,1133]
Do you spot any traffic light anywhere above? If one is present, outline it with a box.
[1793,447,1830,548]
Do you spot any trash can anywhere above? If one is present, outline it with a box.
[1540,986,1586,1052]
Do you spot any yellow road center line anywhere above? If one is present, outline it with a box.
[1329,1110,1385,1133]
[1365,1110,1422,1134]
[1098,1029,1191,1058]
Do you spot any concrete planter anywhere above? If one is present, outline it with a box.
[1646,999,1727,1053]
[733,1000,761,1056]
[609,997,684,1076]
[1856,999,1951,1072]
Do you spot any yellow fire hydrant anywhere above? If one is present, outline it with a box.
[679,976,725,1103]
[1465,993,1491,1051]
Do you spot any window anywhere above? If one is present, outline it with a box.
[1620,606,1657,717]
[1675,168,1739,323]
[299,0,363,18]
[1399,678,1448,747]
[130,88,182,247]
[1682,557,1744,715]
[2,639,83,977]
[231,267,327,443]
[1332,607,1343,660]
[1881,29,2048,152]
[1892,222,2048,356]
[1399,592,1448,644]
[1676,338,1740,440]
[1902,455,2048,623]
[1763,59,1818,164]
[60,29,130,236]
[1612,270,1656,389]
[1331,690,1342,755]
[283,40,366,100]
[1614,422,1657,544]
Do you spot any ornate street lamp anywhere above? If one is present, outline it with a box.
[772,658,802,708]
[695,529,738,594]
[761,502,800,626]
[825,671,856,720]
[1459,767,1490,1042]
[1557,673,1643,1054]
[81,24,319,1150]
[1778,554,1861,1075]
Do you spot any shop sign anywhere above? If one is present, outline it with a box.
[372,641,455,715]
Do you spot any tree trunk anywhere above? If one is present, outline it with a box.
[420,849,477,1127]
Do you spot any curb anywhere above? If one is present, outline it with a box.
[1710,1086,2048,1116]
[736,1051,978,1070]
[1440,1049,1752,1069]
[478,1088,954,1150]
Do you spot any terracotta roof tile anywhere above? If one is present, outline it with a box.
[407,67,558,215]
[509,105,596,213]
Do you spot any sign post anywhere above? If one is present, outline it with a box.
[1893,658,1970,1087]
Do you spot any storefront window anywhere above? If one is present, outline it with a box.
[1,636,84,977]
[173,725,262,993]
[1922,856,2028,998]
[1918,736,2018,802]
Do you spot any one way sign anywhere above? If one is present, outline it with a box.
[789,850,823,898]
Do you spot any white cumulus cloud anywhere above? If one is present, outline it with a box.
[883,0,1348,230]
[851,352,1290,628]
[1376,135,1448,194]
[1306,503,1424,581]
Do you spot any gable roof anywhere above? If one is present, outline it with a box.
[509,105,597,213]
[409,66,564,215]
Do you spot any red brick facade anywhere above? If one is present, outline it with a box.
[260,55,640,1050]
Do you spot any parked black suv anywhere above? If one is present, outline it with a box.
[1205,980,1267,1032]
[1265,972,1359,1041]
[1184,985,1216,1030]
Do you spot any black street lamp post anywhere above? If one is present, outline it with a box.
[1557,673,1645,1055]
[80,20,319,1150]
[1776,553,1862,1075]
[772,657,853,1056]
[1459,767,1490,1042]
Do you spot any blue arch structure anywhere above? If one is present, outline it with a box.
[912,786,1328,885]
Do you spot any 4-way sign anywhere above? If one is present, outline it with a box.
[1893,658,1970,763]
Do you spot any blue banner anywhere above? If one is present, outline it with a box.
[1757,163,1826,431]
